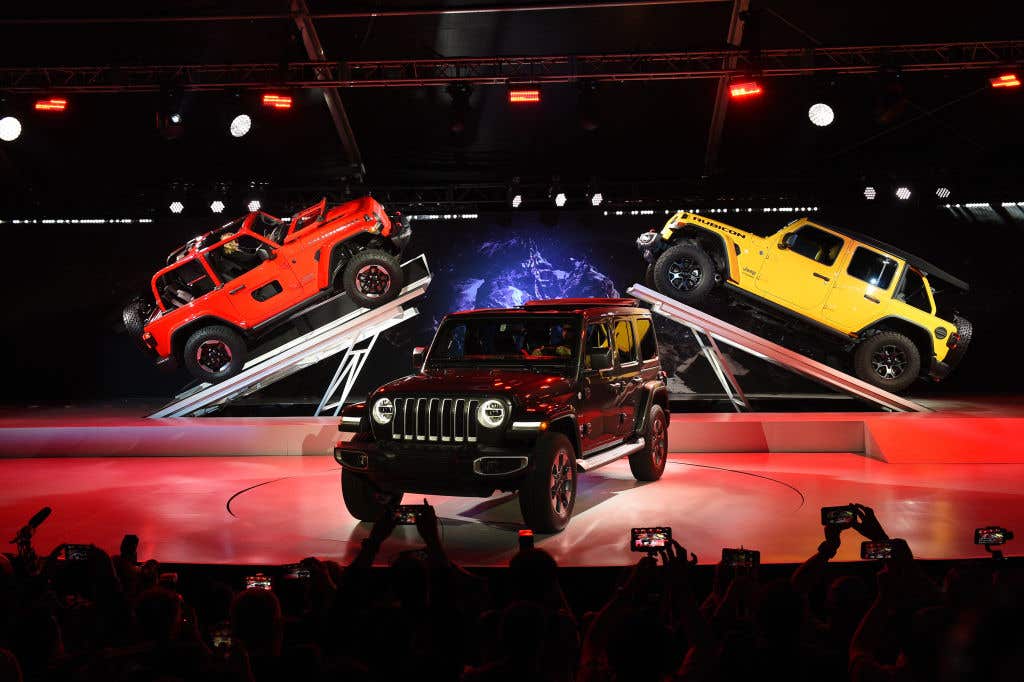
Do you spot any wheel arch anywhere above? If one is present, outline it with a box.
[545,415,581,460]
[634,382,669,434]
[326,233,397,288]
[170,316,247,362]
[859,317,934,370]
[667,225,737,280]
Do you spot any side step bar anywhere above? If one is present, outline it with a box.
[577,438,646,472]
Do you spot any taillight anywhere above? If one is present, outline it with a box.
[947,333,960,349]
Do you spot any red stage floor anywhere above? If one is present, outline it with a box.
[1,452,1021,566]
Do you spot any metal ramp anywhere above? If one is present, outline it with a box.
[150,255,431,418]
[626,283,929,413]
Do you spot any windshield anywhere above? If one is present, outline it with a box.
[428,315,580,366]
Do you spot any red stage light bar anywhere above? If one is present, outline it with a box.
[509,89,541,104]
[262,93,293,109]
[990,73,1021,88]
[729,81,762,99]
[34,97,68,112]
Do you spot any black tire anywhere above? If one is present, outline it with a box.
[341,469,402,522]
[629,403,669,481]
[182,325,247,383]
[341,249,404,308]
[852,331,921,393]
[644,265,656,289]
[518,432,577,533]
[653,242,716,303]
[122,297,153,337]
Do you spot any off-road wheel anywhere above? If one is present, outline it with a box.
[519,432,577,533]
[629,403,669,481]
[853,331,921,393]
[341,249,404,308]
[653,242,716,303]
[341,469,402,522]
[183,325,247,383]
[122,297,153,337]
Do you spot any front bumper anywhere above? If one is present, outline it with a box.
[389,222,412,254]
[334,438,534,497]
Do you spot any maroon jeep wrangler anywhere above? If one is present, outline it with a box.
[334,298,669,533]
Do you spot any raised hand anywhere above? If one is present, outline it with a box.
[414,498,442,548]
[850,503,889,542]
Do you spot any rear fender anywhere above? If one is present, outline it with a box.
[633,382,669,434]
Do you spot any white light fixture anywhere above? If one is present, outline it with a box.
[229,114,252,138]
[808,102,835,127]
[895,186,911,200]
[210,200,225,213]
[169,113,182,125]
[511,193,522,208]
[864,186,877,200]
[0,116,22,142]
[554,192,567,207]
[590,192,603,207]
[936,187,951,199]
[169,201,184,214]
[247,200,261,212]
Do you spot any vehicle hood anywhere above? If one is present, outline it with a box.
[375,368,574,405]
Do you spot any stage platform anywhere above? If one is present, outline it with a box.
[0,398,1022,567]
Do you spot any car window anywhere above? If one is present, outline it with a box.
[584,323,611,369]
[789,226,844,266]
[635,317,658,361]
[429,316,579,364]
[208,235,267,283]
[847,247,898,289]
[157,259,215,309]
[898,269,932,313]
[613,319,636,364]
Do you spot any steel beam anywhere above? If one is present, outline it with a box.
[704,0,748,176]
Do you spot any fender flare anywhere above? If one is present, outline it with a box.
[666,224,739,282]
[634,381,670,434]
[545,413,582,458]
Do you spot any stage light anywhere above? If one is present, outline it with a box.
[247,200,261,212]
[34,97,67,112]
[896,186,911,200]
[554,192,567,207]
[808,102,834,127]
[230,114,252,138]
[169,201,184,214]
[262,93,292,109]
[590,192,603,207]
[729,81,762,99]
[936,187,951,199]
[990,73,1021,88]
[0,116,21,142]
[210,200,225,214]
[511,193,522,208]
[169,113,182,124]
[864,186,877,200]
[509,89,540,104]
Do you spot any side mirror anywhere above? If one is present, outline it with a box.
[587,352,612,371]
[412,346,426,372]
[779,232,797,250]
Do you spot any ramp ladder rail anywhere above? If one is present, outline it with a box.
[626,283,929,413]
[149,255,430,418]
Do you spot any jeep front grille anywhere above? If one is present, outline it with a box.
[391,397,480,443]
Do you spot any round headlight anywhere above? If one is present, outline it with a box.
[371,397,394,425]
[477,399,506,429]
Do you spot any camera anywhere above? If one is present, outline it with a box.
[393,504,426,525]
[860,540,895,560]
[821,505,855,528]
[518,529,535,551]
[975,527,1014,545]
[722,547,760,569]
[63,544,91,561]
[281,563,310,580]
[630,527,671,552]
[244,573,272,590]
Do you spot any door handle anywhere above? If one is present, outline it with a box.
[812,272,830,282]
[229,284,246,295]
[864,294,880,304]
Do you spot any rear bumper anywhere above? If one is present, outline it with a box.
[334,438,533,496]
[928,358,952,382]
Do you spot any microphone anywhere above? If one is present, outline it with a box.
[10,507,51,543]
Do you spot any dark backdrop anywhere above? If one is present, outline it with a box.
[0,203,1017,409]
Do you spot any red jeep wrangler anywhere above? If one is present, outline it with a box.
[123,196,411,382]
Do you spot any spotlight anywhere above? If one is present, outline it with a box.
[895,186,911,200]
[864,186,877,200]
[0,116,22,142]
[34,97,67,112]
[729,81,763,99]
[210,200,225,214]
[230,114,252,138]
[169,201,184,214]
[511,193,522,208]
[990,73,1021,89]
[554,192,567,207]
[936,187,951,199]
[590,192,603,207]
[508,89,540,104]
[262,93,292,109]
[808,102,834,127]
[247,200,261,212]
[170,113,182,124]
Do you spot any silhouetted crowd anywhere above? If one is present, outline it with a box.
[1,502,1021,681]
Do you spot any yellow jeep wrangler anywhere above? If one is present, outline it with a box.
[637,212,971,393]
